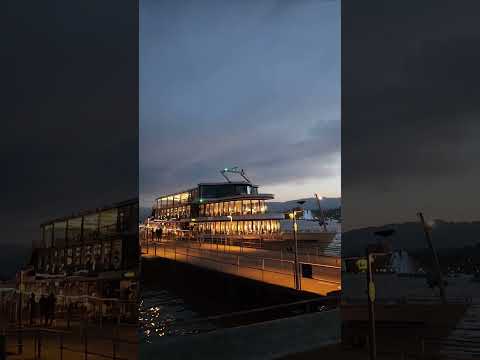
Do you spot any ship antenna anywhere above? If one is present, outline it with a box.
[240,169,251,183]
[220,168,231,182]
[220,167,251,183]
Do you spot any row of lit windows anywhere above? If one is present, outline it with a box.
[156,205,191,220]
[196,220,280,235]
[156,190,197,208]
[199,200,267,217]
[38,241,122,272]
[42,204,137,248]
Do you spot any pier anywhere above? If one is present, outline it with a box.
[141,238,340,296]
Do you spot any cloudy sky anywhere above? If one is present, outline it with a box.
[140,0,340,207]
[2,0,138,248]
[342,1,480,230]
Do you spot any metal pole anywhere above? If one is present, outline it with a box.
[293,213,300,290]
[84,328,88,360]
[60,334,64,360]
[366,251,376,360]
[418,212,446,304]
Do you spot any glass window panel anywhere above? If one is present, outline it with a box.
[214,203,219,216]
[83,213,99,240]
[235,201,242,215]
[251,200,259,214]
[242,200,251,214]
[100,208,118,235]
[53,221,66,246]
[174,194,181,205]
[44,224,53,247]
[67,217,82,243]
[220,222,225,234]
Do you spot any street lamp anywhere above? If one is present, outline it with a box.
[288,200,305,291]
[314,194,328,232]
[365,228,395,360]
[227,214,233,249]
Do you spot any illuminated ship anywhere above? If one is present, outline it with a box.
[145,168,337,250]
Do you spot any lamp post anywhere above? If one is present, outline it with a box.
[365,229,395,360]
[290,200,305,291]
[227,215,233,249]
[314,194,328,232]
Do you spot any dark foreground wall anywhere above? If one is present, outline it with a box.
[141,257,322,319]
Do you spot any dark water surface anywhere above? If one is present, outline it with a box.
[139,288,216,343]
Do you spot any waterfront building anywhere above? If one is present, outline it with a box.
[22,199,139,311]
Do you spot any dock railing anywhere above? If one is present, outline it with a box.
[1,325,137,360]
[141,239,341,294]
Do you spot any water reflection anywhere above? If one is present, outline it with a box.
[139,289,216,343]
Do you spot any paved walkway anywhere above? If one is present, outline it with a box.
[2,320,137,360]
[142,242,340,296]
[439,301,480,359]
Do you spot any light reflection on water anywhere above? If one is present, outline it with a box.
[139,289,216,343]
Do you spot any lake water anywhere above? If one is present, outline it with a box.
[139,288,216,343]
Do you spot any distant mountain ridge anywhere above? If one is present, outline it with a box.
[266,197,341,213]
[343,220,480,257]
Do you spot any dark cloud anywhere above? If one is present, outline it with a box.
[342,1,480,229]
[140,0,340,206]
[2,1,138,246]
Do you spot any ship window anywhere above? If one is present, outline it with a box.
[220,221,225,234]
[260,200,266,213]
[213,203,219,217]
[174,194,181,205]
[242,200,251,214]
[251,200,259,214]
[234,201,241,215]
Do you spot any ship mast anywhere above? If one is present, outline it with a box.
[220,167,251,183]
